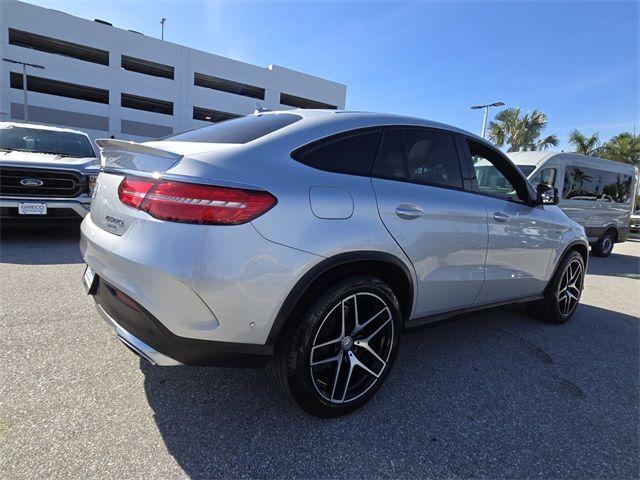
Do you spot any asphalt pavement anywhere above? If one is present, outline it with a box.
[1,225,638,479]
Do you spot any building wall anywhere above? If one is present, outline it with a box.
[0,0,347,141]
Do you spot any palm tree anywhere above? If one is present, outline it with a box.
[488,107,559,152]
[570,168,593,195]
[568,129,600,155]
[599,132,640,165]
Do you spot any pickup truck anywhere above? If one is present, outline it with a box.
[0,122,99,222]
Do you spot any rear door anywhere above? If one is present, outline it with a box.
[371,127,488,318]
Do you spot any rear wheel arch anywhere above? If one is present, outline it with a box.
[592,227,617,257]
[603,226,618,242]
[267,251,414,347]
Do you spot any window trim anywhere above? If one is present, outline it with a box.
[369,126,466,192]
[290,127,383,177]
[460,137,537,206]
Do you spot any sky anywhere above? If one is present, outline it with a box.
[19,0,640,150]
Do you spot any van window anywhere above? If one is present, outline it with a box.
[531,168,557,187]
[563,166,633,203]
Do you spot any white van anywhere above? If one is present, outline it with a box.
[508,152,638,257]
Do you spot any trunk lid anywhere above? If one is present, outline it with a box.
[90,139,250,235]
[91,139,184,235]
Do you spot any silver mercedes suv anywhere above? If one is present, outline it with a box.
[81,110,588,417]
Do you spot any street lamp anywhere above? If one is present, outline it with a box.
[3,58,45,123]
[471,101,505,139]
[160,18,166,40]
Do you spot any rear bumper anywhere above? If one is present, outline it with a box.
[93,276,273,367]
[0,196,91,218]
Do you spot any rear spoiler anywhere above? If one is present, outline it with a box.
[95,138,183,174]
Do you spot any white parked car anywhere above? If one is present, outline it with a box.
[0,122,99,222]
[508,152,638,257]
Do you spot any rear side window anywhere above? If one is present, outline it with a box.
[292,129,381,176]
[165,113,302,144]
[372,128,463,188]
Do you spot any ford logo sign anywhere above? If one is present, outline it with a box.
[20,178,44,187]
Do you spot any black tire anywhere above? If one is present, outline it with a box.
[267,275,402,417]
[534,250,585,324]
[592,229,615,257]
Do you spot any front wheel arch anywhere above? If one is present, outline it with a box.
[545,241,588,294]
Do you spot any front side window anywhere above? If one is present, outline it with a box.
[292,129,381,176]
[372,128,462,188]
[563,165,632,203]
[531,168,557,188]
[468,140,526,202]
[517,165,536,176]
[0,126,95,158]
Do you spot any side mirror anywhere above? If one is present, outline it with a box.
[536,183,559,205]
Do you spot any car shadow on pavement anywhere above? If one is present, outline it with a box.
[141,304,639,479]
[0,223,83,265]
[587,251,640,279]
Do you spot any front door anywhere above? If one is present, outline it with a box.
[466,139,557,304]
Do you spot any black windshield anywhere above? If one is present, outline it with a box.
[0,126,96,157]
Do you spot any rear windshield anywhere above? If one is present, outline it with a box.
[165,113,302,144]
[0,126,96,158]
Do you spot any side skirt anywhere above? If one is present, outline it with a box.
[404,294,544,331]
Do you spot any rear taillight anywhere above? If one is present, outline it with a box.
[118,176,277,225]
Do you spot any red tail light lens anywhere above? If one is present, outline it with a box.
[118,177,155,209]
[118,176,277,225]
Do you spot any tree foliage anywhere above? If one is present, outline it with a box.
[598,132,640,166]
[488,107,559,152]
[568,130,600,155]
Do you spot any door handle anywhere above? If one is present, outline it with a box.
[493,212,509,222]
[396,205,424,220]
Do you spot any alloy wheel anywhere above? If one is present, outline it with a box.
[557,258,583,316]
[309,292,395,404]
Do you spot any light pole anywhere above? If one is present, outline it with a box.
[161,18,166,40]
[471,101,505,139]
[3,58,45,123]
